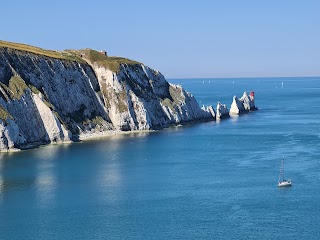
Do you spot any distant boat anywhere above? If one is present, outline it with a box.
[282,82,284,88]
[278,158,292,187]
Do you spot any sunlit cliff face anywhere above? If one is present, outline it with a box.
[0,47,214,151]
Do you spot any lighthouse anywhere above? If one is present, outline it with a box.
[250,91,255,104]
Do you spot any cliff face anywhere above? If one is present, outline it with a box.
[0,46,213,151]
[92,62,213,131]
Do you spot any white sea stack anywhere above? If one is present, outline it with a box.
[216,102,229,119]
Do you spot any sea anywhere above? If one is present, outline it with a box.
[1,77,320,240]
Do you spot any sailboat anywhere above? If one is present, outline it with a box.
[278,159,292,187]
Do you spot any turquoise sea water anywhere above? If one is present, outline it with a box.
[1,77,320,239]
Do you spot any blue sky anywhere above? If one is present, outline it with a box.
[1,0,319,78]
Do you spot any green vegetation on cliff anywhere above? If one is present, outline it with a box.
[0,75,43,100]
[0,105,11,121]
[0,75,28,100]
[161,86,185,112]
[8,75,28,99]
[1,40,141,72]
[74,49,140,73]
[0,40,84,62]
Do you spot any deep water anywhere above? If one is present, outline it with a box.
[1,77,320,239]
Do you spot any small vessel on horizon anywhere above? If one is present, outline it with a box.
[278,158,292,187]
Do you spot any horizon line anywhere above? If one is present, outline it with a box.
[167,75,320,80]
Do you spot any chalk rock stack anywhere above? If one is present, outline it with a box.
[230,92,257,115]
[216,102,229,119]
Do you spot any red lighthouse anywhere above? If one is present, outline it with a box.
[250,91,255,103]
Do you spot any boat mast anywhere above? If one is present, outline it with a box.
[279,159,284,182]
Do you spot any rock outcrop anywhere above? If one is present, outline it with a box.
[229,92,257,115]
[240,91,256,111]
[202,105,216,119]
[0,119,26,150]
[216,102,229,119]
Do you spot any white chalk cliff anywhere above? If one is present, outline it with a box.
[0,45,215,151]
[0,42,257,151]
[91,62,214,131]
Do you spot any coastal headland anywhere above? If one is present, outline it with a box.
[0,40,257,151]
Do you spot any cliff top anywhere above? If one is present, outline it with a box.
[0,40,141,73]
[68,49,141,73]
[0,40,83,62]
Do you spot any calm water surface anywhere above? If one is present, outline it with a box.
[1,77,320,239]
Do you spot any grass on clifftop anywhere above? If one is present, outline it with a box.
[1,40,139,70]
[74,49,140,73]
[0,40,84,62]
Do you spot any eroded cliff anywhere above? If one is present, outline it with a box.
[0,42,214,151]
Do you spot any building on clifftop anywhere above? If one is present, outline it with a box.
[100,50,107,56]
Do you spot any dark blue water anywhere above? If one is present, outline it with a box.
[1,77,320,239]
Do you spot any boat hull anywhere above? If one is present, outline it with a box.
[278,180,292,187]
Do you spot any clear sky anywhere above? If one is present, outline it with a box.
[1,0,319,78]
